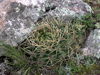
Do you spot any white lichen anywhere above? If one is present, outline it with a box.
[94,50,100,58]
[85,4,94,13]
[15,7,20,13]
[93,29,100,48]
[95,22,100,29]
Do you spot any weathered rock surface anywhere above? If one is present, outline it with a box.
[82,28,100,59]
[0,56,12,75]
[82,22,100,59]
[0,2,36,47]
[0,0,93,47]
[43,0,94,21]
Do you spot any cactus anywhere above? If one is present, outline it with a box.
[20,17,85,70]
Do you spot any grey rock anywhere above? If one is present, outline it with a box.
[0,2,36,47]
[0,58,12,75]
[82,29,100,59]
[0,0,3,3]
[41,0,94,22]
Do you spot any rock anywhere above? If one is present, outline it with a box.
[0,0,46,47]
[82,28,100,59]
[43,0,94,22]
[0,0,93,57]
[0,2,36,47]
[0,57,12,75]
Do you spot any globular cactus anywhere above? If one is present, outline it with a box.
[20,17,85,70]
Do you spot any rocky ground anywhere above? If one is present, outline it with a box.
[0,0,100,75]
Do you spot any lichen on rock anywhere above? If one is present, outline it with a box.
[0,2,36,46]
[85,4,94,13]
[93,29,100,48]
[42,0,93,22]
[83,29,100,59]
